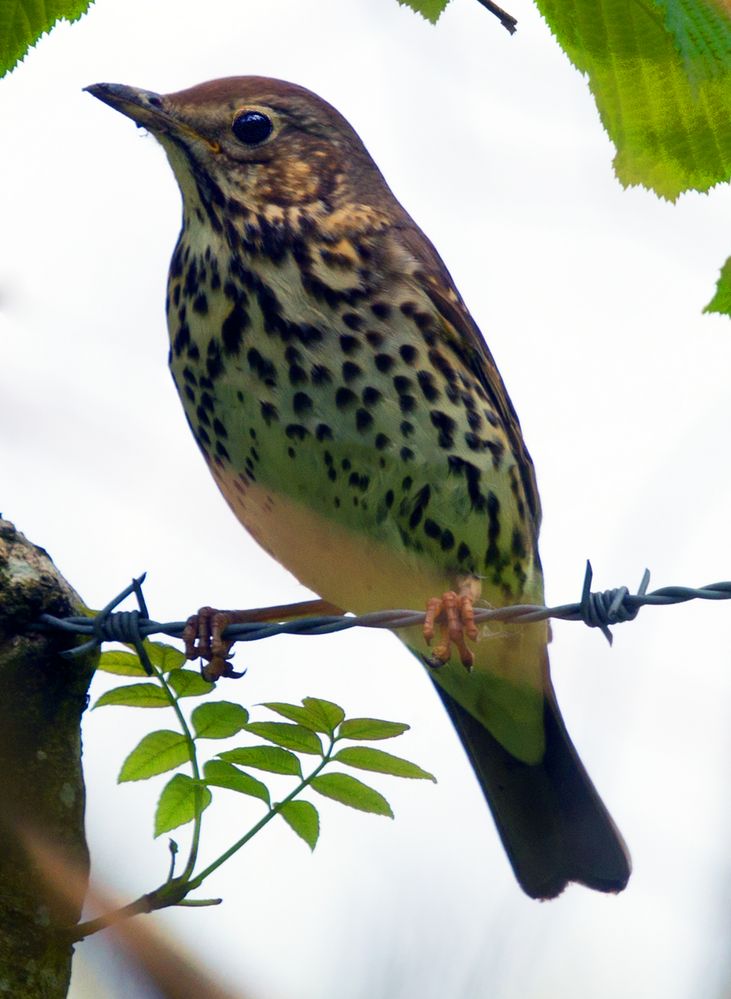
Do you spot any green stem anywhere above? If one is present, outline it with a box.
[185,740,334,892]
[155,667,203,881]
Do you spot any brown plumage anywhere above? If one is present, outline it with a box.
[87,76,630,898]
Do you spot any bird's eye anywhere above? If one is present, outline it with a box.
[232,110,273,145]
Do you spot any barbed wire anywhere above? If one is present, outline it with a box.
[36,562,731,676]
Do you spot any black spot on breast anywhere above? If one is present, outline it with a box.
[467,410,483,431]
[424,518,441,539]
[342,312,362,330]
[182,367,197,385]
[371,302,391,320]
[362,386,382,407]
[221,304,248,355]
[316,423,333,441]
[289,364,308,386]
[336,387,357,409]
[385,489,394,508]
[200,392,214,411]
[399,344,418,364]
[400,301,417,317]
[511,527,526,559]
[393,375,413,393]
[184,259,199,298]
[375,433,391,450]
[215,440,230,461]
[400,447,414,462]
[342,361,362,383]
[184,385,195,403]
[341,458,351,470]
[440,530,455,551]
[311,364,332,385]
[193,292,208,315]
[408,484,431,529]
[247,348,277,385]
[286,424,309,441]
[375,354,394,373]
[206,340,224,380]
[485,492,501,567]
[402,476,413,492]
[399,395,416,414]
[261,401,279,424]
[293,392,313,415]
[417,370,440,402]
[173,323,191,357]
[340,334,360,354]
[356,409,373,432]
[400,420,414,437]
[366,330,384,348]
[430,410,456,448]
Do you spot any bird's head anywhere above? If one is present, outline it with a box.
[86,77,391,221]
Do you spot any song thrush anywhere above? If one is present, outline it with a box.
[86,77,630,899]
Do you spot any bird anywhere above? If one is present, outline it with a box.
[86,77,630,899]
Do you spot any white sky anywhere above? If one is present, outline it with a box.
[3,0,731,996]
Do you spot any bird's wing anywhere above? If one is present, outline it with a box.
[396,222,542,537]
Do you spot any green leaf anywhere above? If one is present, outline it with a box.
[397,0,450,24]
[245,721,322,755]
[0,0,93,79]
[704,256,731,317]
[333,747,436,782]
[301,697,345,734]
[279,800,319,850]
[96,650,147,677]
[154,774,211,837]
[310,773,393,817]
[217,745,302,776]
[203,760,270,805]
[534,0,731,198]
[261,701,324,731]
[142,641,185,672]
[167,669,214,698]
[192,701,249,739]
[118,730,191,782]
[92,683,169,709]
[338,718,410,741]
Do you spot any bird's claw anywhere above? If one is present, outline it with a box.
[182,606,244,682]
[423,591,478,670]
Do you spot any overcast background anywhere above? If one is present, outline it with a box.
[3,0,731,996]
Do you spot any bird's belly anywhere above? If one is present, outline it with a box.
[210,464,446,613]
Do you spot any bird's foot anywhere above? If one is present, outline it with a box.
[183,607,244,682]
[423,591,478,670]
[183,598,346,682]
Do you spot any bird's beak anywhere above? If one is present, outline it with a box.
[84,83,171,130]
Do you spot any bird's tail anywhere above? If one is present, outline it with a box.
[434,663,631,899]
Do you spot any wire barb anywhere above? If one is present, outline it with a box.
[36,565,731,665]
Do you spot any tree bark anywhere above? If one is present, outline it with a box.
[0,518,95,998]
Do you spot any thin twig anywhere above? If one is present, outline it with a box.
[476,0,518,34]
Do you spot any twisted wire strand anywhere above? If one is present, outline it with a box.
[36,563,731,669]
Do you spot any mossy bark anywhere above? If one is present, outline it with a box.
[0,518,95,998]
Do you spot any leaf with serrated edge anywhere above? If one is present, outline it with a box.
[310,773,393,817]
[118,730,191,782]
[245,721,322,755]
[203,761,270,805]
[1,0,93,79]
[93,683,169,710]
[279,800,319,850]
[167,669,213,698]
[302,697,345,734]
[333,747,436,781]
[261,702,323,731]
[97,650,147,676]
[192,701,249,738]
[338,718,409,741]
[397,0,449,24]
[154,774,211,837]
[217,745,302,776]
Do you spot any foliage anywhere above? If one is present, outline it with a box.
[0,0,93,77]
[77,640,435,935]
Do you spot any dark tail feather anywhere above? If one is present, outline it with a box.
[435,678,631,899]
